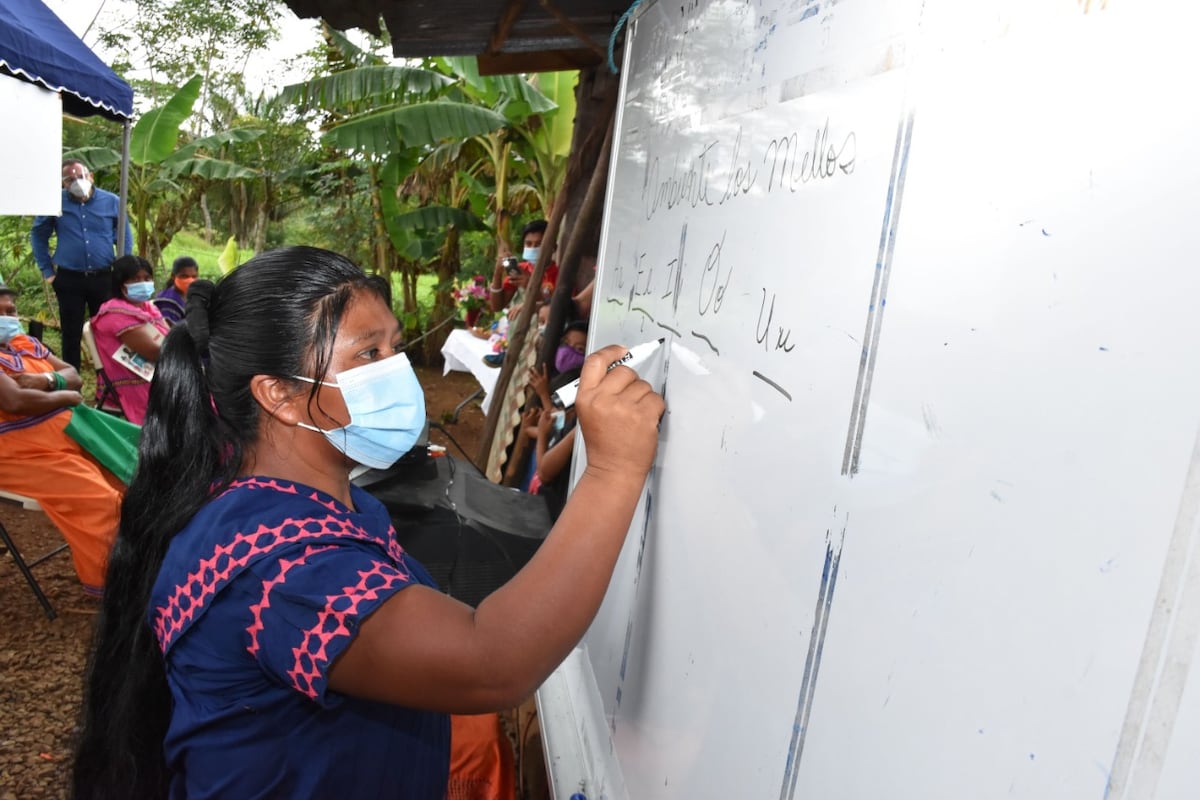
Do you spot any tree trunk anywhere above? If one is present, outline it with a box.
[557,66,620,289]
[252,178,272,253]
[540,110,616,373]
[424,226,461,367]
[200,192,213,243]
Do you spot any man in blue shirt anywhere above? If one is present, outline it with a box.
[31,159,134,369]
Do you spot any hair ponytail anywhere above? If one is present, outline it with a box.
[73,316,234,799]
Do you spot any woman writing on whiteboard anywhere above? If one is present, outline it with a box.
[90,255,169,423]
[72,246,663,799]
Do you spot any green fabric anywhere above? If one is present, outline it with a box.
[63,404,141,485]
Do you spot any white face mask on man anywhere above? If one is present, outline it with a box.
[67,178,93,200]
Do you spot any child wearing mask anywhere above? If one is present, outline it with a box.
[554,320,588,375]
[155,256,199,326]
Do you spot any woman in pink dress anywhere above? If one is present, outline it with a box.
[91,255,169,424]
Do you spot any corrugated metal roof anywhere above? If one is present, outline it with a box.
[283,0,631,73]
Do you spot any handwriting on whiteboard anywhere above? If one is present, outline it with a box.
[642,119,857,221]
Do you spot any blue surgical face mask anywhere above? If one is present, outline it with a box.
[294,353,426,470]
[125,281,155,303]
[0,315,22,345]
[522,246,541,263]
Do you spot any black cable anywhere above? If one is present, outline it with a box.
[401,314,459,352]
[428,421,484,475]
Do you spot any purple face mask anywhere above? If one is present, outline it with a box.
[555,346,586,373]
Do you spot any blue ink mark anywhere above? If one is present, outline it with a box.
[1098,346,1109,352]
[843,109,917,477]
[1041,228,1050,236]
[779,523,848,800]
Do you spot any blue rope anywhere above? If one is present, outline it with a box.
[607,0,645,73]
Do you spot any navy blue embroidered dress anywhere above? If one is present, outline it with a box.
[149,477,450,799]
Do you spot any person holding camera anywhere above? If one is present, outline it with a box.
[487,220,559,320]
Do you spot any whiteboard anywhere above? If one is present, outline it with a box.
[536,0,1200,798]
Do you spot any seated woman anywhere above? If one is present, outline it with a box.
[91,255,170,424]
[0,283,123,596]
[154,255,198,326]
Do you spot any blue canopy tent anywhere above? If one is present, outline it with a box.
[0,0,133,247]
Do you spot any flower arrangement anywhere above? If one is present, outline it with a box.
[452,275,489,312]
[452,275,490,326]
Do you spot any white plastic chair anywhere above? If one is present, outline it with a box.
[81,320,121,414]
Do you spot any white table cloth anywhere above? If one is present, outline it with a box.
[440,328,502,414]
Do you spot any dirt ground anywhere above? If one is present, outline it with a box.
[0,365,494,799]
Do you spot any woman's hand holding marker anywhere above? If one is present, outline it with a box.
[574,343,665,486]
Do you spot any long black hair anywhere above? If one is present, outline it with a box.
[72,247,390,799]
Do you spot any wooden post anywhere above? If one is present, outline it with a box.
[539,111,615,371]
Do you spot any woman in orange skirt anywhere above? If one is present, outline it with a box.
[0,283,122,594]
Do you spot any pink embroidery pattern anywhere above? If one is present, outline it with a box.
[215,479,407,563]
[154,514,379,652]
[288,562,410,699]
[155,479,412,655]
[246,544,338,658]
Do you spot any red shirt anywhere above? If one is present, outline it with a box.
[502,260,559,295]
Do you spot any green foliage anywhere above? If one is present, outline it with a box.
[130,75,203,163]
[440,56,559,118]
[531,71,578,159]
[217,236,241,274]
[321,102,507,155]
[0,216,34,282]
[393,206,488,233]
[161,230,253,278]
[62,147,123,171]
[278,65,452,110]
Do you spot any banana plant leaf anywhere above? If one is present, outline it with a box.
[279,65,452,112]
[378,150,422,253]
[534,71,578,157]
[324,101,507,155]
[167,158,259,181]
[130,75,202,165]
[61,146,122,171]
[393,205,487,232]
[168,128,265,162]
[217,237,240,274]
[145,177,183,194]
[439,57,557,121]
